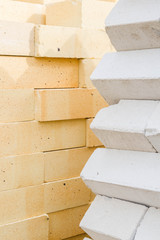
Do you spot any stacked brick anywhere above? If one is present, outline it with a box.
[0,0,116,239]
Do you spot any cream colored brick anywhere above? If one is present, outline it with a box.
[0,153,44,191]
[35,25,114,58]
[0,215,49,240]
[0,1,44,24]
[44,147,95,182]
[35,25,77,58]
[86,118,103,147]
[49,205,89,240]
[76,29,115,59]
[0,89,34,122]
[64,234,89,240]
[0,57,78,89]
[79,59,100,88]
[44,177,90,213]
[46,0,81,27]
[0,184,44,225]
[35,89,107,121]
[0,120,85,157]
[0,21,34,56]
[13,0,43,3]
[82,0,115,30]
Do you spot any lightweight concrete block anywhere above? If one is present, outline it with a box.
[35,89,107,121]
[82,0,115,30]
[35,25,77,58]
[0,1,44,24]
[135,207,160,240]
[0,153,44,191]
[0,214,49,240]
[106,0,160,51]
[44,147,95,182]
[0,89,34,122]
[79,59,100,88]
[80,195,147,240]
[0,57,78,89]
[86,119,103,147]
[46,0,81,27]
[91,100,160,152]
[49,205,89,240]
[81,148,160,208]
[91,49,160,105]
[44,177,90,213]
[0,119,85,157]
[0,184,44,225]
[0,21,35,56]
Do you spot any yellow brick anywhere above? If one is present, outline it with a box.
[46,0,81,27]
[90,191,96,202]
[86,118,103,147]
[0,89,34,122]
[0,215,49,240]
[0,1,44,24]
[0,21,34,56]
[13,0,43,3]
[0,57,78,89]
[79,59,100,88]
[44,147,95,182]
[35,25,114,58]
[0,185,44,225]
[49,205,89,240]
[0,120,85,157]
[44,177,90,213]
[64,234,89,240]
[82,0,115,30]
[35,89,108,121]
[0,153,44,191]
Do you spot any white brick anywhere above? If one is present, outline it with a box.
[91,100,160,152]
[135,208,160,240]
[0,1,44,24]
[81,148,160,208]
[0,21,34,56]
[106,0,160,51]
[91,49,160,105]
[80,195,147,240]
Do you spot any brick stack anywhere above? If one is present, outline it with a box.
[0,0,116,239]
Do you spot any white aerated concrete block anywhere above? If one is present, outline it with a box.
[135,208,160,240]
[105,0,160,51]
[80,195,147,240]
[0,21,35,56]
[91,49,160,105]
[81,148,160,208]
[91,100,160,152]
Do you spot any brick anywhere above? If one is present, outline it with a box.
[86,119,103,147]
[0,214,49,240]
[13,0,43,3]
[35,25,114,58]
[0,184,44,225]
[45,147,95,182]
[0,57,78,89]
[81,148,160,208]
[82,0,115,30]
[49,205,89,240]
[0,1,44,24]
[44,177,90,213]
[0,21,34,56]
[91,49,160,105]
[91,100,160,152]
[106,0,160,51]
[80,195,147,240]
[79,59,100,88]
[0,153,44,191]
[0,89,34,122]
[35,89,107,121]
[0,119,85,157]
[65,234,89,240]
[46,0,81,27]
